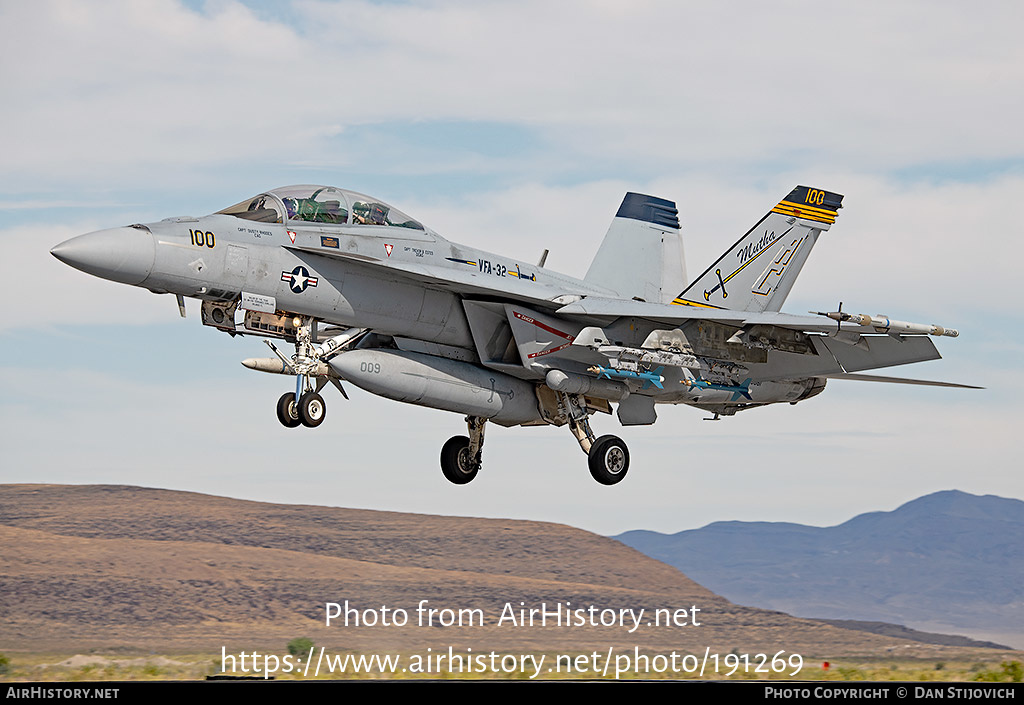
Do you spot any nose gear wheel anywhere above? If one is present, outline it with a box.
[299,392,326,427]
[276,392,301,428]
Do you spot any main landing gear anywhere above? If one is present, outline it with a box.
[562,391,629,485]
[436,394,630,486]
[587,434,629,485]
[440,416,485,485]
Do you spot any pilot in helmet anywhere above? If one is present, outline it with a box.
[283,197,298,220]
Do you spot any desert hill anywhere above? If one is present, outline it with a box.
[0,484,996,658]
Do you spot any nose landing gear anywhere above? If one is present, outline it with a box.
[276,392,301,428]
[298,391,326,427]
[276,382,328,428]
[265,319,366,429]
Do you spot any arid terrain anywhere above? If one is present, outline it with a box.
[0,484,1014,666]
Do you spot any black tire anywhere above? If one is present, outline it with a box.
[299,392,326,428]
[440,435,479,485]
[588,434,629,485]
[276,392,301,428]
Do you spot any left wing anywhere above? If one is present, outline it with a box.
[556,296,964,383]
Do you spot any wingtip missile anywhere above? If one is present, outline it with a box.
[812,310,958,337]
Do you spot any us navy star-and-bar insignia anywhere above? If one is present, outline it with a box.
[281,265,319,293]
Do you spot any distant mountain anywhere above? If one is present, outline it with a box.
[615,491,1024,648]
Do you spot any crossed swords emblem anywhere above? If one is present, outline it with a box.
[704,268,728,301]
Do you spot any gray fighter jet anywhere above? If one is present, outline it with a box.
[51,184,974,485]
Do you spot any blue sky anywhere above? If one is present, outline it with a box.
[1,0,1022,536]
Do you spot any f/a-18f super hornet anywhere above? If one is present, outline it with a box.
[51,184,974,485]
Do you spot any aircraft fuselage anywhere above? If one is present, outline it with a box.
[51,184,967,485]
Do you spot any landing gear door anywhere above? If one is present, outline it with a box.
[503,304,592,371]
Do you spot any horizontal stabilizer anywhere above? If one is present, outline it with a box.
[825,373,983,389]
[820,335,940,372]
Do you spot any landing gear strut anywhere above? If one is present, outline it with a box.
[440,416,486,484]
[560,392,629,485]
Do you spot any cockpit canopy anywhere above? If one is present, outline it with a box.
[217,185,424,230]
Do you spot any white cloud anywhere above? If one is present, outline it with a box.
[2,1,1022,190]
[2,0,1021,536]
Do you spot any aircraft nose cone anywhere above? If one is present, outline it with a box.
[51,226,155,285]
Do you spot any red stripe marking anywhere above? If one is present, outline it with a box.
[527,342,573,359]
[513,311,575,341]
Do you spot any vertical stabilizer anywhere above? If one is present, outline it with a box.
[675,186,843,312]
[584,193,687,304]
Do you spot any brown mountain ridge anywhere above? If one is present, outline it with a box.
[0,484,990,657]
